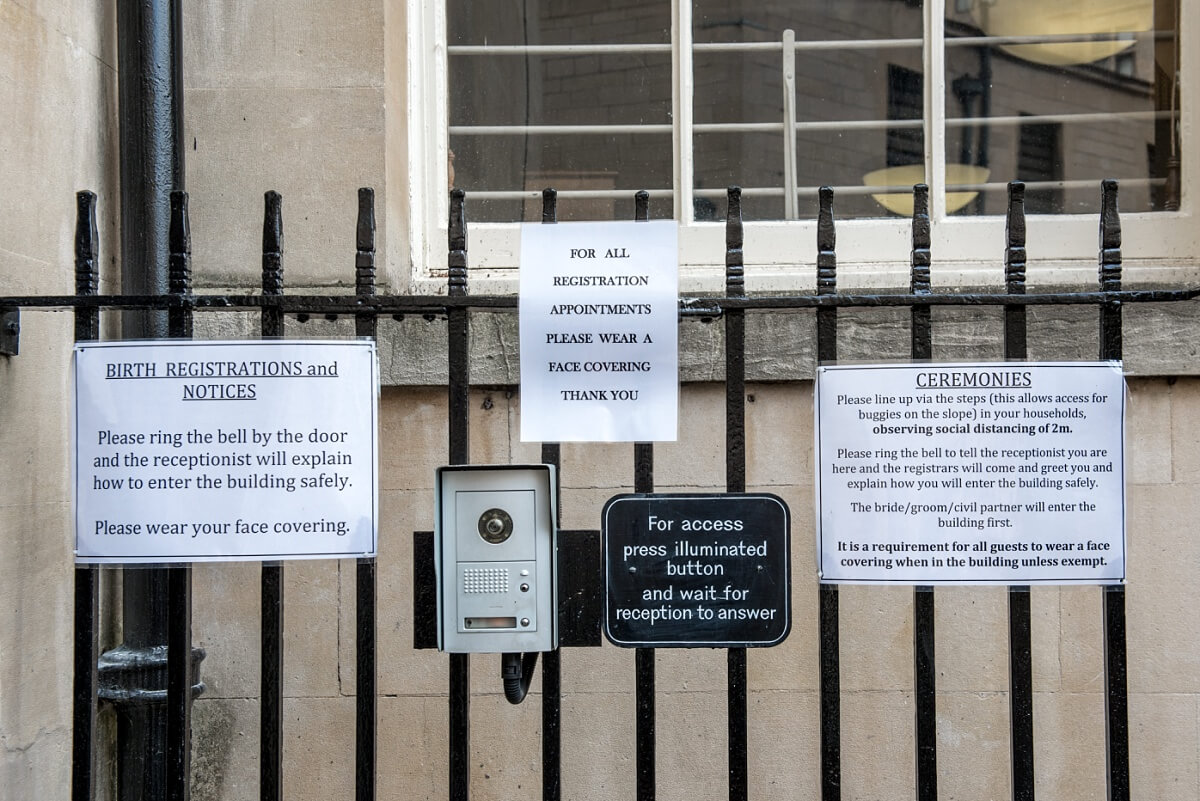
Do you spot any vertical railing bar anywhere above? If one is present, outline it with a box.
[71,190,100,801]
[166,190,194,801]
[909,184,938,801]
[1004,182,1036,801]
[447,188,472,801]
[632,188,656,801]
[724,187,748,801]
[355,188,378,801]
[540,188,562,801]
[259,190,285,801]
[1098,179,1129,801]
[815,186,841,801]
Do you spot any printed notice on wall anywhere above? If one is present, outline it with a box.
[74,340,378,563]
[815,362,1126,585]
[519,220,678,442]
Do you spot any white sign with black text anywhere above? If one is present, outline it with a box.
[74,340,378,563]
[519,220,678,442]
[815,362,1125,585]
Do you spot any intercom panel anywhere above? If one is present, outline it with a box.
[435,465,557,653]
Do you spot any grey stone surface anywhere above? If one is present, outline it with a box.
[196,294,1200,386]
[374,302,1200,386]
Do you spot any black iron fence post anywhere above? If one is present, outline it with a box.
[540,187,563,801]
[1098,179,1130,801]
[260,191,285,801]
[447,188,472,801]
[165,190,197,801]
[633,188,657,801]
[355,188,379,801]
[724,187,749,801]
[909,185,938,801]
[72,191,101,801]
[815,186,841,801]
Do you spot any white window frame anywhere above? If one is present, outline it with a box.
[406,0,1198,294]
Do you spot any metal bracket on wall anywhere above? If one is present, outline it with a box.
[0,308,18,355]
[97,644,206,705]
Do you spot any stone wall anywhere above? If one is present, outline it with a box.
[0,2,119,799]
[187,377,1200,800]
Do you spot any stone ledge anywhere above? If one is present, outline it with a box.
[195,298,1200,386]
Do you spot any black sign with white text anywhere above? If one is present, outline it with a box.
[602,494,790,648]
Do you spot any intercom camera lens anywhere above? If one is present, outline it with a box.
[477,508,514,544]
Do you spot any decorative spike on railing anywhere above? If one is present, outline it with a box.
[75,192,99,298]
[168,191,191,296]
[910,184,931,296]
[261,191,285,339]
[726,187,744,296]
[356,188,377,298]
[1099,179,1123,362]
[262,191,284,296]
[1005,182,1027,296]
[73,191,100,346]
[1099,178,1122,293]
[1005,182,1028,362]
[448,189,467,298]
[817,186,837,296]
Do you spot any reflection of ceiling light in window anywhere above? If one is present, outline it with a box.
[862,165,991,216]
[970,0,1152,66]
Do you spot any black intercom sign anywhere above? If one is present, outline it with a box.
[602,493,790,648]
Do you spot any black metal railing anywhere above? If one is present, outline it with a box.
[4,179,1197,801]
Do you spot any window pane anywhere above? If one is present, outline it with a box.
[450,132,674,221]
[451,53,672,126]
[693,0,922,42]
[448,0,669,46]
[692,1,926,220]
[945,0,1180,215]
[448,1,672,221]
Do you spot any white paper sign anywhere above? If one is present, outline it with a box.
[815,362,1126,585]
[74,340,378,563]
[519,220,679,442]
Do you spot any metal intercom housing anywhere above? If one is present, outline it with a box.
[435,464,558,653]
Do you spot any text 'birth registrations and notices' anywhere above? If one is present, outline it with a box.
[519,220,678,443]
[74,340,378,563]
[815,362,1125,585]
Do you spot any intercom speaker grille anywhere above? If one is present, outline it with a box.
[462,567,509,594]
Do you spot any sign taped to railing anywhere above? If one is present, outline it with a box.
[602,493,790,648]
[519,220,678,442]
[815,361,1126,585]
[73,340,378,563]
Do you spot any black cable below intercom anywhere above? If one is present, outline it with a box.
[501,651,540,704]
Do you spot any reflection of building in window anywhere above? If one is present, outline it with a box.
[443,1,1179,224]
[1017,117,1063,214]
[887,65,923,168]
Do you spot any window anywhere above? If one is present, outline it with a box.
[409,1,1194,288]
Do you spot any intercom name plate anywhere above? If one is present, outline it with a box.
[435,465,557,653]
